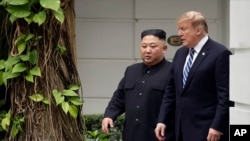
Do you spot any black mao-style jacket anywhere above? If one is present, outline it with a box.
[104,58,174,141]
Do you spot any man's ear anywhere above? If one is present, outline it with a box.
[163,45,168,53]
[196,26,203,35]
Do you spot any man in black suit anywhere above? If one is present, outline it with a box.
[102,29,174,141]
[155,11,231,141]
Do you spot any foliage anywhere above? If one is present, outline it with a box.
[86,130,109,141]
[0,34,41,86]
[0,0,83,140]
[0,110,7,132]
[1,111,24,138]
[83,114,125,141]
[0,0,64,25]
[52,84,83,118]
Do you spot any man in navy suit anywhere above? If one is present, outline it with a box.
[155,11,231,141]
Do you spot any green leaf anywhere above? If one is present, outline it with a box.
[52,90,64,105]
[5,56,20,69]
[7,0,28,5]
[16,124,23,131]
[25,72,33,82]
[69,104,78,119]
[98,133,109,140]
[12,63,27,73]
[19,53,29,61]
[15,34,34,54]
[29,49,38,65]
[62,89,78,97]
[15,34,26,44]
[0,60,5,70]
[33,11,46,26]
[24,14,34,24]
[30,66,41,77]
[6,111,11,118]
[3,71,20,80]
[2,71,20,86]
[0,71,4,85]
[6,5,31,18]
[19,117,25,122]
[11,126,19,137]
[25,34,35,41]
[42,98,50,105]
[0,0,6,6]
[40,0,60,11]
[69,97,83,106]
[55,96,64,106]
[52,89,62,98]
[29,94,44,102]
[17,41,26,54]
[1,118,10,130]
[61,101,69,114]
[68,84,80,91]
[9,14,17,23]
[2,73,8,86]
[87,130,99,138]
[56,44,66,54]
[52,7,64,24]
[1,111,11,130]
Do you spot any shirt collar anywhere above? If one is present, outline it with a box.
[143,58,166,73]
[193,35,208,53]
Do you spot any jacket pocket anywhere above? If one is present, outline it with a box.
[151,84,166,91]
[124,83,135,90]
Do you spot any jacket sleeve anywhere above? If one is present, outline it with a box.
[157,64,176,125]
[211,49,231,132]
[104,77,126,120]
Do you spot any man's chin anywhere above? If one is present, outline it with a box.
[181,43,186,46]
[144,61,154,66]
[144,59,152,63]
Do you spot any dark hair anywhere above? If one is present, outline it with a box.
[141,29,166,40]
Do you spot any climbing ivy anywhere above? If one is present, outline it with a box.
[0,0,84,140]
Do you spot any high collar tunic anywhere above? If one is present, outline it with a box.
[104,58,174,141]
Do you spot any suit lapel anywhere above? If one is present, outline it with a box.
[177,48,189,92]
[183,38,212,90]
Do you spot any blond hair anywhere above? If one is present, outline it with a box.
[177,11,208,34]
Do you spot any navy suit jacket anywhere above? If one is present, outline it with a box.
[158,38,231,141]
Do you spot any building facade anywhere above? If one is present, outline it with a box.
[75,0,250,125]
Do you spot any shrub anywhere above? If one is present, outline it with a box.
[83,114,125,141]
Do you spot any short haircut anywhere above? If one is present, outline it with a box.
[177,11,208,33]
[141,29,166,40]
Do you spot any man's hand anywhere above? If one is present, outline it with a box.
[207,128,223,141]
[101,117,114,134]
[155,123,166,141]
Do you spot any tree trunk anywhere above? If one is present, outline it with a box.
[0,0,84,140]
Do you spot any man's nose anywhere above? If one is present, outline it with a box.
[178,30,182,36]
[145,47,151,52]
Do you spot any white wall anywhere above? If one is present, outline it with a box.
[75,0,227,114]
[229,0,250,124]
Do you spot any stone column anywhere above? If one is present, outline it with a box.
[230,0,250,124]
